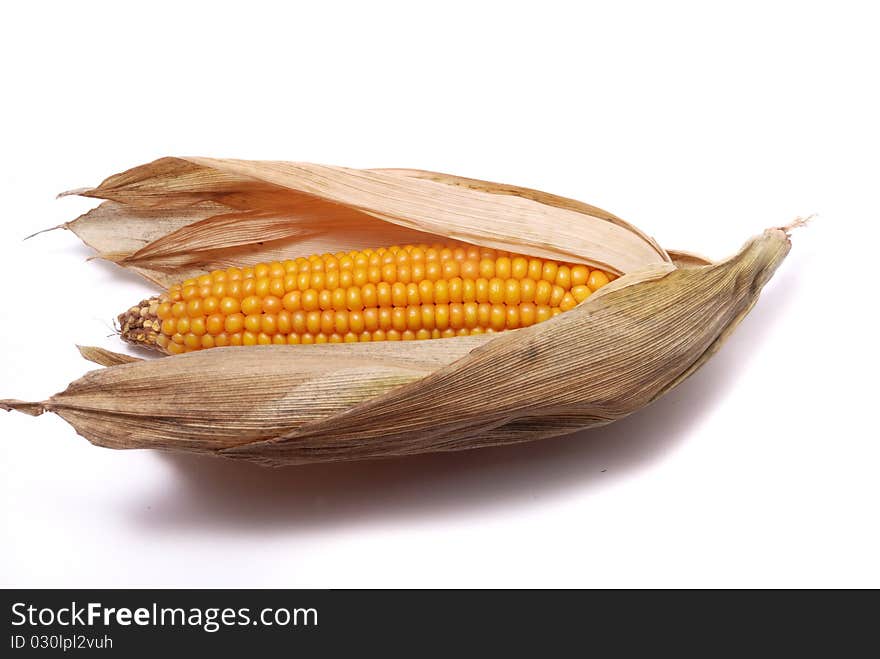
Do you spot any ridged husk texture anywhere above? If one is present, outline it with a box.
[2,158,794,466]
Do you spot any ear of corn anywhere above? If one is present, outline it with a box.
[119,242,615,353]
[2,158,797,466]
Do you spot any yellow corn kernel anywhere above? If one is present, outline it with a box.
[587,270,611,291]
[572,285,592,303]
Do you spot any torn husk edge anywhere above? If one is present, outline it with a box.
[2,225,794,466]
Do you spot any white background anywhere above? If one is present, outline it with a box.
[1,1,877,587]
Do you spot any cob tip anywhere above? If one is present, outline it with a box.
[117,297,163,350]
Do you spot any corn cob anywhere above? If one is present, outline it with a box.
[119,242,614,353]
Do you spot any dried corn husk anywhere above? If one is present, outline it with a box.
[59,157,670,286]
[2,158,796,466]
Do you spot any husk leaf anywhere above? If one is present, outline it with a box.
[76,345,143,367]
[60,158,670,287]
[3,226,791,466]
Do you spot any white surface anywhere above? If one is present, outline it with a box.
[1,1,877,588]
